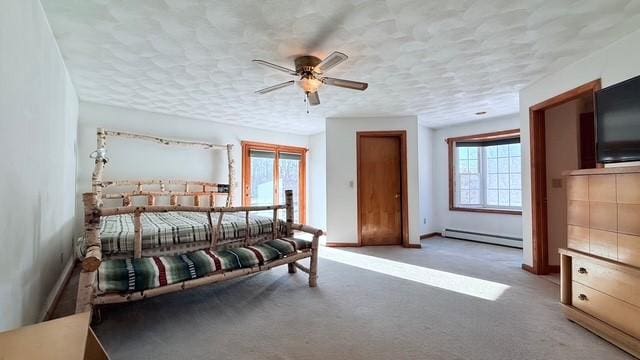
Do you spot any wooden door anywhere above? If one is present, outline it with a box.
[358,134,404,245]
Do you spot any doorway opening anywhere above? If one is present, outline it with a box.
[356,131,409,247]
[528,79,601,275]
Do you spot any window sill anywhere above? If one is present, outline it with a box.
[449,206,522,215]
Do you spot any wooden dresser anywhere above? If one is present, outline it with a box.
[560,166,640,357]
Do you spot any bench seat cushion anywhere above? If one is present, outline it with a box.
[97,238,312,294]
[264,237,313,255]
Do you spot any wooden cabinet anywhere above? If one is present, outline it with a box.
[561,166,640,358]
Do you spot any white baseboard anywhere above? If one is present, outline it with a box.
[442,228,523,249]
[39,255,76,322]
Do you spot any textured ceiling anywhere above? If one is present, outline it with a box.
[42,0,640,134]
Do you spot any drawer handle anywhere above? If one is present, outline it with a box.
[578,267,588,274]
[578,294,588,301]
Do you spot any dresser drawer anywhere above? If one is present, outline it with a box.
[567,225,589,253]
[590,202,618,232]
[619,204,640,236]
[568,200,589,227]
[589,174,616,203]
[619,233,640,268]
[589,229,617,260]
[567,175,589,201]
[572,257,640,308]
[573,281,640,339]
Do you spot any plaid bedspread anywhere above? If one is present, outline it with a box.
[97,238,312,293]
[97,212,287,255]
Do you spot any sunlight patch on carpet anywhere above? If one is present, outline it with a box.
[319,247,510,301]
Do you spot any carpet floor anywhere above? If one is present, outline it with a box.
[92,237,632,359]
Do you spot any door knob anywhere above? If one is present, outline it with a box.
[394,194,400,199]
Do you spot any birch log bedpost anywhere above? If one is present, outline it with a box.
[285,190,294,236]
[77,192,102,314]
[92,128,107,204]
[226,144,235,207]
[82,193,102,271]
[211,212,224,249]
[309,227,320,287]
[76,128,107,314]
[133,211,142,258]
[285,190,297,274]
[244,210,250,246]
[272,208,278,240]
[75,269,97,314]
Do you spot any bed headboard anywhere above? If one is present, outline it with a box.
[89,128,236,207]
[100,179,230,208]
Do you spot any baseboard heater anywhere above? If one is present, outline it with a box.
[442,228,523,249]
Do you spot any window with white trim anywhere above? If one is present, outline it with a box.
[450,132,522,212]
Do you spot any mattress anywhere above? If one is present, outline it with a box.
[91,211,285,255]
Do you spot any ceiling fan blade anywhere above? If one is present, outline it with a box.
[314,51,348,73]
[307,91,320,106]
[323,77,368,91]
[255,80,295,94]
[252,60,298,76]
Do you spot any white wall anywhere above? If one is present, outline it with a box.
[308,132,327,230]
[544,100,580,266]
[326,116,421,246]
[76,102,311,235]
[519,27,640,267]
[0,0,78,331]
[432,115,523,239]
[418,125,437,235]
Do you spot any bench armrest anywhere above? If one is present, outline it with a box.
[291,223,324,237]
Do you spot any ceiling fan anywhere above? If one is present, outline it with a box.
[252,51,368,106]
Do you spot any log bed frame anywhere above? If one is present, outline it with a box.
[76,129,322,314]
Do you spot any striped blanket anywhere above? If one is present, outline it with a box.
[96,212,286,255]
[97,237,312,293]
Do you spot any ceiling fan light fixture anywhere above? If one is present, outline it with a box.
[298,76,323,93]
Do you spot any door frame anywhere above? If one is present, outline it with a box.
[241,141,308,223]
[356,131,409,247]
[528,79,601,275]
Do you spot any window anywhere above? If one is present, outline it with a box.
[242,141,307,223]
[447,129,522,214]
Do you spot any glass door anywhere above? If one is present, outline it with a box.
[249,150,276,206]
[279,152,302,223]
[242,142,307,223]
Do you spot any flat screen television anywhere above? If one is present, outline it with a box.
[596,75,640,164]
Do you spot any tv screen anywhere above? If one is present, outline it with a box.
[596,75,640,163]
